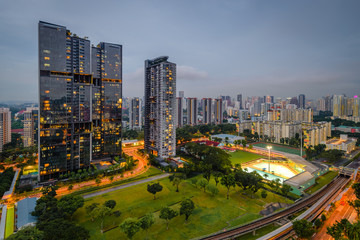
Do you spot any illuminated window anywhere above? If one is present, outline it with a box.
[44,63,50,67]
[43,50,51,54]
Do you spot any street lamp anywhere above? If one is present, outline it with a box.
[267,146,272,173]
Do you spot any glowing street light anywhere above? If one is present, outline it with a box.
[267,146,272,172]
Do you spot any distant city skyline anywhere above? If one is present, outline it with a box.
[1,0,360,102]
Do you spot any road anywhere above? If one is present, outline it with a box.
[83,173,170,199]
[7,145,150,203]
[313,186,357,240]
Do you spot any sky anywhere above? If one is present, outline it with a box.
[0,0,359,102]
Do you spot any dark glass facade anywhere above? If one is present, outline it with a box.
[38,21,122,181]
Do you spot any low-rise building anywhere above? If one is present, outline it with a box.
[325,134,357,153]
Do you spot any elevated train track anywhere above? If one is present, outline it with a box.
[198,175,350,240]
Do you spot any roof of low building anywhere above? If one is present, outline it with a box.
[16,197,37,229]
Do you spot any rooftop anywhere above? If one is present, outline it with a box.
[16,197,37,229]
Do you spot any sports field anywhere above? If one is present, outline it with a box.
[74,175,289,240]
[253,143,304,156]
[229,151,264,165]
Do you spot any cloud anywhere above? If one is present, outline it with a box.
[177,65,208,80]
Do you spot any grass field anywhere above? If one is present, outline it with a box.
[5,206,14,238]
[253,142,304,156]
[229,151,264,165]
[305,171,338,194]
[74,175,290,240]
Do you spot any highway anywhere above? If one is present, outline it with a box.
[198,175,349,240]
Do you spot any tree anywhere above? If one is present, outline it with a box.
[6,226,44,240]
[206,184,219,197]
[93,205,112,233]
[326,219,360,240]
[37,218,89,240]
[58,195,84,219]
[67,184,73,191]
[159,207,178,230]
[248,145,253,150]
[353,183,360,199]
[221,174,236,199]
[109,176,114,182]
[147,182,163,199]
[198,178,208,192]
[120,218,141,240]
[190,178,198,188]
[213,171,223,186]
[180,198,195,221]
[95,177,101,186]
[139,213,155,240]
[203,171,211,183]
[261,190,268,199]
[349,199,360,217]
[104,200,117,209]
[281,184,293,203]
[314,218,322,229]
[85,203,99,221]
[241,140,247,148]
[293,219,315,239]
[172,177,182,192]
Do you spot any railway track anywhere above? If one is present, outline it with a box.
[199,176,349,240]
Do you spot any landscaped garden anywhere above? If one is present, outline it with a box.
[229,150,264,165]
[73,175,291,240]
[253,142,304,156]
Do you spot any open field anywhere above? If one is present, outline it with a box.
[253,142,304,156]
[229,151,264,165]
[74,175,290,240]
[305,171,338,194]
[5,206,14,238]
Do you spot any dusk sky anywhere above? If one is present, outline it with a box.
[0,0,359,102]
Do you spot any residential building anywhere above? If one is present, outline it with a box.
[38,21,122,181]
[144,56,176,159]
[129,98,142,130]
[0,108,11,152]
[214,98,223,124]
[298,94,305,109]
[23,107,39,147]
[333,95,347,117]
[176,97,184,128]
[202,98,212,124]
[237,94,243,109]
[187,98,198,126]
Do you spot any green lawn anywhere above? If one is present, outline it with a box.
[230,150,264,165]
[253,142,304,156]
[305,171,338,194]
[73,175,290,240]
[5,206,14,238]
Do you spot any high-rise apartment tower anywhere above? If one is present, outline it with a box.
[39,21,122,181]
[144,56,176,159]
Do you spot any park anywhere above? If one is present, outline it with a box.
[72,150,291,240]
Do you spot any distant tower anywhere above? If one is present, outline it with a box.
[298,94,305,109]
[214,99,223,124]
[202,98,213,124]
[179,91,184,98]
[129,98,142,130]
[144,56,176,159]
[237,94,243,109]
[0,108,11,152]
[23,107,39,147]
[187,98,198,126]
[176,97,183,128]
